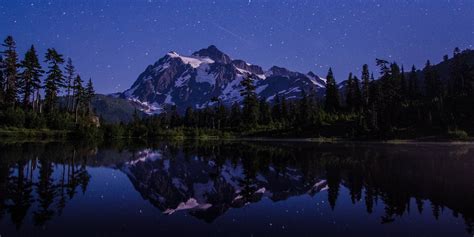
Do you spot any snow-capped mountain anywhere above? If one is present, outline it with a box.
[120,45,326,114]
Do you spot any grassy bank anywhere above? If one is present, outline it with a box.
[0,127,71,139]
[1,126,472,143]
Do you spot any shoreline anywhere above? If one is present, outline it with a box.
[1,128,473,145]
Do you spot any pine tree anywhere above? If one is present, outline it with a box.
[19,45,43,109]
[280,96,289,124]
[240,75,259,127]
[368,73,380,130]
[64,58,75,111]
[84,78,95,115]
[400,66,407,100]
[325,68,339,112]
[271,94,282,123]
[345,73,354,111]
[258,98,272,125]
[2,36,19,107]
[408,65,418,99]
[0,56,5,105]
[230,102,242,127]
[353,76,362,112]
[44,48,65,111]
[376,59,397,134]
[297,91,310,128]
[423,60,441,99]
[361,64,370,110]
[73,75,84,123]
[184,107,196,127]
[215,100,228,129]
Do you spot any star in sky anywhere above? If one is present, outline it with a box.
[0,0,473,93]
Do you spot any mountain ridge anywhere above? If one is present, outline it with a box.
[119,45,327,114]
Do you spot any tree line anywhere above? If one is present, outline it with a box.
[0,35,96,132]
[2,33,473,140]
[115,47,474,139]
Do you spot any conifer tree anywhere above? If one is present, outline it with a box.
[64,58,75,111]
[325,68,339,112]
[400,66,407,100]
[297,91,310,127]
[423,60,441,99]
[280,96,289,124]
[230,102,242,127]
[0,56,5,105]
[184,107,196,127]
[215,100,228,129]
[368,73,380,130]
[2,36,19,107]
[240,75,259,126]
[258,98,272,125]
[361,64,370,110]
[84,78,95,115]
[346,73,354,111]
[19,45,43,108]
[353,76,362,112]
[408,65,418,99]
[73,75,84,123]
[44,48,65,111]
[271,94,282,123]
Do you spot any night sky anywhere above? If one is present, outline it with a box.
[1,0,473,94]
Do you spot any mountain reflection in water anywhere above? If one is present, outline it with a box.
[0,140,473,236]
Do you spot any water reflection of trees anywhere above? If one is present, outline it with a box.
[0,143,92,228]
[142,141,474,233]
[0,141,473,234]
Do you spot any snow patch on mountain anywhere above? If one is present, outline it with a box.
[163,198,212,215]
[195,64,216,86]
[167,51,214,68]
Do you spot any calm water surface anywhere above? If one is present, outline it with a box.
[0,140,473,236]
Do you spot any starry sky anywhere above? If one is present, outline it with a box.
[1,0,473,94]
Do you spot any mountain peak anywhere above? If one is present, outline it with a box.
[307,71,317,77]
[192,45,231,64]
[268,66,292,76]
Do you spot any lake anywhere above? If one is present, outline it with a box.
[0,140,473,236]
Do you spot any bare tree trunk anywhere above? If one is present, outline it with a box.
[75,100,80,124]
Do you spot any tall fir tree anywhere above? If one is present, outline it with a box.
[215,100,228,129]
[368,73,380,130]
[271,94,282,123]
[64,58,75,111]
[400,66,407,100]
[423,60,441,99]
[2,36,19,107]
[85,78,95,115]
[353,76,362,112]
[258,97,272,125]
[361,64,370,110]
[230,102,242,127]
[184,107,196,127]
[297,91,311,128]
[280,96,289,124]
[240,75,259,126]
[44,48,65,111]
[73,75,84,123]
[345,73,355,111]
[0,56,4,105]
[19,45,43,108]
[325,68,340,112]
[408,65,418,99]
